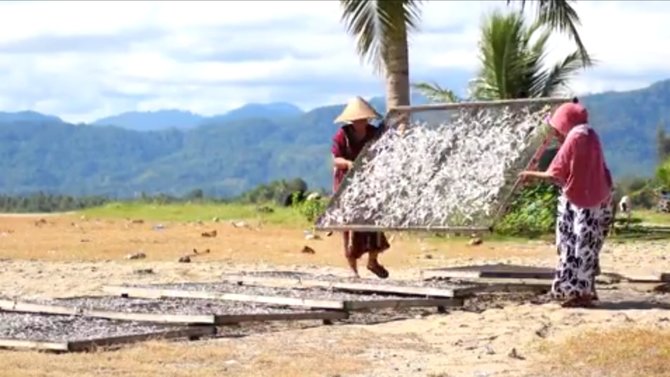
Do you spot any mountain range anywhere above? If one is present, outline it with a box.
[0,81,668,198]
[91,102,306,132]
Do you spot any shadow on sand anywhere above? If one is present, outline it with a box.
[590,300,670,310]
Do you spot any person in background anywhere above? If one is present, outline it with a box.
[619,195,631,226]
[331,96,391,279]
[519,98,613,307]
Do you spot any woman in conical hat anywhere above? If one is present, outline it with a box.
[331,96,391,279]
[519,98,614,307]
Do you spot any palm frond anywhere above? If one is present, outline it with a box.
[508,0,593,68]
[412,82,460,103]
[540,50,585,97]
[476,10,530,99]
[339,0,423,74]
[535,0,593,67]
[471,9,588,100]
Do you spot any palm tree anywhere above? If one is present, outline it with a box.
[509,0,592,67]
[340,1,589,110]
[414,10,587,102]
[339,0,423,112]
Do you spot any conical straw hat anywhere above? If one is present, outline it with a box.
[334,96,381,124]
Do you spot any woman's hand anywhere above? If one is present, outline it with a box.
[333,157,354,170]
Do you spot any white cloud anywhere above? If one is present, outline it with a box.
[0,0,668,123]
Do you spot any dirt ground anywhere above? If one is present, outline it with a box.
[0,214,669,377]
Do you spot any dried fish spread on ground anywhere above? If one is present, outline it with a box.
[231,270,471,289]
[0,312,165,342]
[132,282,429,301]
[44,296,306,315]
[317,104,552,229]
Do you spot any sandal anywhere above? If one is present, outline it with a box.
[367,263,389,279]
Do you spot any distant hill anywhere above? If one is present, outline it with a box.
[203,102,304,125]
[0,81,668,197]
[92,103,305,131]
[0,111,63,124]
[93,110,204,131]
[581,80,670,178]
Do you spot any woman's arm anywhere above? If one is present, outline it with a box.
[522,135,575,185]
[518,170,554,180]
[331,129,353,170]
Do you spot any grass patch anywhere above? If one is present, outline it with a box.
[629,210,670,226]
[81,202,308,227]
[536,327,670,377]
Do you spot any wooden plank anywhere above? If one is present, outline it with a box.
[222,275,481,298]
[103,286,345,310]
[343,298,463,310]
[0,338,69,352]
[421,264,555,280]
[328,281,481,298]
[596,271,669,283]
[425,277,552,293]
[315,225,492,233]
[66,326,216,352]
[213,310,348,325]
[0,299,216,325]
[617,273,668,283]
[81,309,216,325]
[388,97,570,113]
[0,299,80,316]
[1,297,347,326]
[475,282,550,294]
[104,285,461,312]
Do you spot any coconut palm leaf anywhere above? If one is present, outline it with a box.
[508,0,592,67]
[411,82,460,103]
[474,10,530,99]
[540,50,584,97]
[471,10,589,100]
[339,0,423,74]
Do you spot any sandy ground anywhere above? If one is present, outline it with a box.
[0,214,669,377]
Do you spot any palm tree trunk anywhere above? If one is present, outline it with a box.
[383,26,410,130]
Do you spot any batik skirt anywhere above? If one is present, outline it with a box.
[552,194,613,300]
[342,231,390,260]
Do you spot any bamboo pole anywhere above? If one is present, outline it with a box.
[314,224,491,233]
[388,97,572,114]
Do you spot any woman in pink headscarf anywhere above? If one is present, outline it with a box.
[519,98,613,307]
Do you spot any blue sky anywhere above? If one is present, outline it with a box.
[0,0,669,123]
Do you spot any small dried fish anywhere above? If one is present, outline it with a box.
[318,104,552,229]
[0,311,166,342]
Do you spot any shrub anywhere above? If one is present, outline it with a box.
[495,182,559,237]
[292,193,328,224]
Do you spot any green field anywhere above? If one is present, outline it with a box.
[80,201,539,243]
[630,209,670,226]
[80,202,670,244]
[81,202,308,227]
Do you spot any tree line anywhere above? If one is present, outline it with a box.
[0,178,318,213]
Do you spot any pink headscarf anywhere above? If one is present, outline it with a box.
[546,101,613,208]
[549,100,589,136]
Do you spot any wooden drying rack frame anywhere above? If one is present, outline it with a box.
[315,97,572,233]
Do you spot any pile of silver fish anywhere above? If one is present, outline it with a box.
[317,104,552,230]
